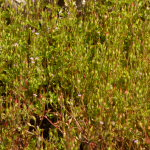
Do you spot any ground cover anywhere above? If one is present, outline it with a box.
[0,0,150,149]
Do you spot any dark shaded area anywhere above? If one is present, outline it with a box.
[57,0,65,7]
[28,102,63,149]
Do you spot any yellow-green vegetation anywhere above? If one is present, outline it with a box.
[0,0,150,149]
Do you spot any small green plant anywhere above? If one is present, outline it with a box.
[0,0,150,149]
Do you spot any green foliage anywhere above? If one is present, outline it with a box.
[0,0,150,149]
